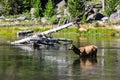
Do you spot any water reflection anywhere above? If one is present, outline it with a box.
[1,36,120,80]
[73,57,97,69]
[71,57,97,77]
[15,44,69,51]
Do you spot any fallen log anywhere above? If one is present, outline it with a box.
[38,22,76,35]
[11,36,33,44]
[11,22,76,44]
[17,30,34,36]
[30,37,73,44]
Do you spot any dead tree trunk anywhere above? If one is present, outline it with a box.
[11,22,76,44]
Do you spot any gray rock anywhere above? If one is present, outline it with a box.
[0,15,4,19]
[0,15,5,21]
[30,8,36,19]
[5,18,15,22]
[41,17,47,23]
[86,14,96,22]
[110,10,120,23]
[102,17,108,22]
[17,16,26,21]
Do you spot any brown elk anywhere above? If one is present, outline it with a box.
[68,44,97,57]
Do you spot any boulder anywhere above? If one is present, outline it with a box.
[101,17,108,22]
[41,17,48,23]
[86,14,96,22]
[0,15,5,21]
[110,10,120,23]
[0,15,4,19]
[16,16,26,21]
[30,8,36,19]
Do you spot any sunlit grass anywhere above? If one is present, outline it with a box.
[0,27,17,39]
[0,26,120,40]
[79,27,120,36]
[0,26,51,39]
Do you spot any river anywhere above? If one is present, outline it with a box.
[0,35,120,80]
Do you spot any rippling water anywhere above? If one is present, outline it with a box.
[0,36,120,80]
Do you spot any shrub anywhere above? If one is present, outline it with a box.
[68,0,86,18]
[105,0,120,16]
[50,15,58,24]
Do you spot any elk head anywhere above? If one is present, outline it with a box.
[68,44,75,50]
[68,44,81,56]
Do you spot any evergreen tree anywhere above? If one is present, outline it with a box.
[68,0,86,18]
[3,0,31,15]
[44,0,55,17]
[22,0,31,12]
[33,0,42,18]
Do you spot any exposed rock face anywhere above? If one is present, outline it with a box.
[86,14,96,22]
[56,0,66,10]
[30,8,36,19]
[110,10,120,23]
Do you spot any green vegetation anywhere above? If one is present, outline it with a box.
[105,0,120,16]
[0,27,17,38]
[0,26,120,39]
[2,0,31,15]
[0,0,120,39]
[44,0,55,18]
[0,0,120,24]
[79,28,120,36]
[68,0,85,18]
[0,26,50,39]
[33,0,42,18]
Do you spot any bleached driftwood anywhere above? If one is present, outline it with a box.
[11,22,76,44]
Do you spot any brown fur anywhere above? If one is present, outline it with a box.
[68,44,97,57]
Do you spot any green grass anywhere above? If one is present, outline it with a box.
[0,27,17,39]
[0,26,120,39]
[79,28,120,36]
[0,26,50,39]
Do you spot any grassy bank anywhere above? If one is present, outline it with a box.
[79,28,120,36]
[0,26,120,39]
[0,26,50,39]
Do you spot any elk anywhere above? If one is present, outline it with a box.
[68,44,97,57]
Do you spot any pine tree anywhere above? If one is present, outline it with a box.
[3,0,31,15]
[44,0,55,17]
[68,0,86,18]
[33,0,42,18]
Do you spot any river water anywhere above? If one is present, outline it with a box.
[0,35,120,80]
